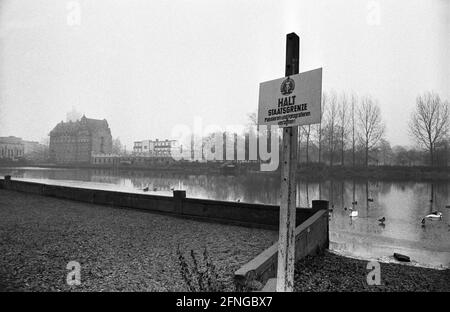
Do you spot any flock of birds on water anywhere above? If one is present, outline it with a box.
[328,198,445,227]
[141,183,448,228]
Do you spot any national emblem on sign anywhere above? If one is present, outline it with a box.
[280,77,295,95]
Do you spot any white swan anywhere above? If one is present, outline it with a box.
[349,210,358,217]
[425,212,442,220]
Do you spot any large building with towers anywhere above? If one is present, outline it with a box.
[49,115,112,163]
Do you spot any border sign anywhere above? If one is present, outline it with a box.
[258,68,322,127]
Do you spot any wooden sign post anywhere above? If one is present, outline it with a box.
[276,33,299,292]
[257,32,322,292]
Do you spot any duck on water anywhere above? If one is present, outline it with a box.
[425,212,443,220]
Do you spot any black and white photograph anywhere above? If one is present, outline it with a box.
[0,0,449,300]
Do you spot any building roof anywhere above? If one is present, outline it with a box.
[0,136,23,144]
[50,115,110,135]
[134,139,176,143]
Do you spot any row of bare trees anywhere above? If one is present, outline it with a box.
[299,91,385,167]
[294,90,449,167]
[229,90,449,167]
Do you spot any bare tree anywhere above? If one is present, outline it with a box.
[316,92,328,164]
[247,112,257,128]
[301,125,311,163]
[338,92,349,165]
[315,122,321,164]
[326,91,338,167]
[112,137,123,154]
[357,95,385,167]
[246,111,258,161]
[378,138,392,166]
[298,126,304,163]
[351,93,358,167]
[409,91,449,166]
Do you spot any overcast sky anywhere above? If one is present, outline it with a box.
[0,0,448,149]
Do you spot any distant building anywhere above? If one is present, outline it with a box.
[23,140,43,154]
[133,139,178,157]
[91,153,120,166]
[0,136,24,160]
[23,140,48,162]
[49,115,112,163]
[91,153,175,166]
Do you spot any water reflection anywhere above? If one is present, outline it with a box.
[1,167,449,268]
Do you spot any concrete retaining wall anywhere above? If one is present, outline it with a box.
[234,200,329,291]
[0,177,325,230]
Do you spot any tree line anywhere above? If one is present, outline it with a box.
[248,90,449,167]
[111,90,449,168]
[299,90,449,167]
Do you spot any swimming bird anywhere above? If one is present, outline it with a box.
[425,212,442,220]
[349,210,358,217]
[344,207,347,211]
[368,198,374,202]
[142,186,149,192]
[421,218,426,226]
[378,217,385,223]
[352,201,358,205]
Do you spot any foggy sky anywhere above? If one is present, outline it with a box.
[0,0,448,149]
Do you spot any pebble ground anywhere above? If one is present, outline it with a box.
[294,251,450,292]
[0,189,277,291]
[1,189,448,292]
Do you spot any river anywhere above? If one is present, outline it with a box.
[1,166,449,269]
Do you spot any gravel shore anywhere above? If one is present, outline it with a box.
[294,251,450,292]
[0,189,277,291]
[2,189,448,292]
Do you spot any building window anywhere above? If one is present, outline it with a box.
[100,137,104,153]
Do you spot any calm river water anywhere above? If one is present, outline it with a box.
[1,167,449,268]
